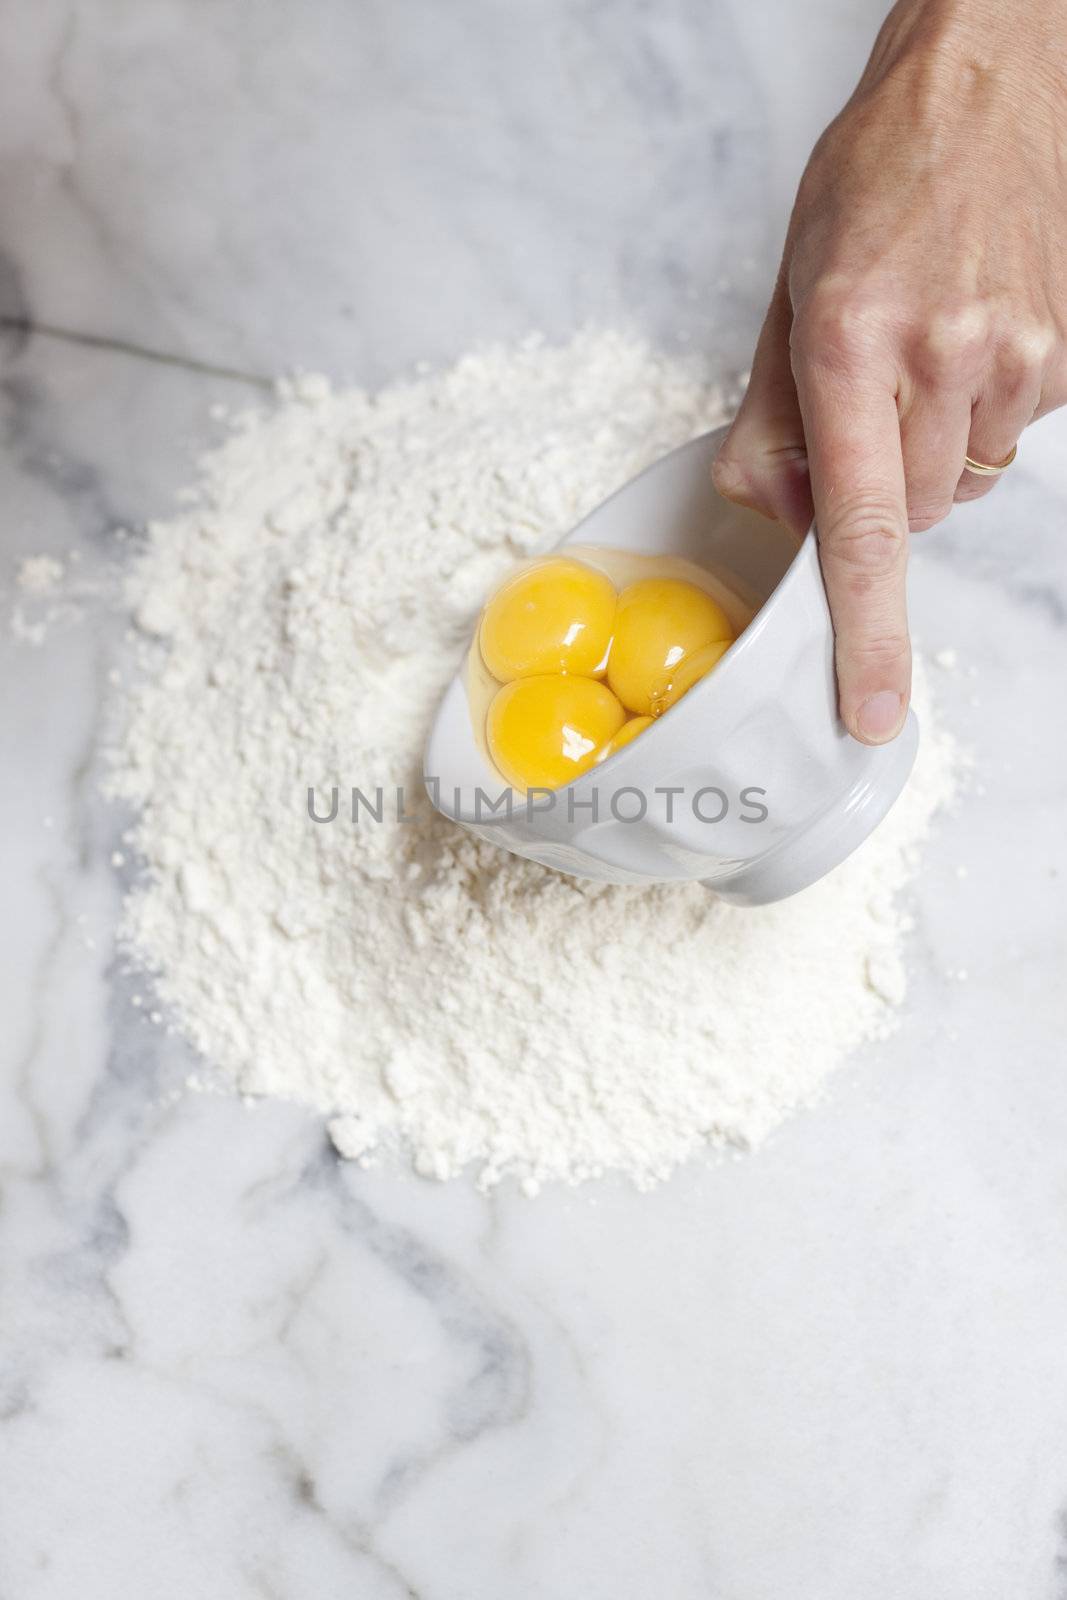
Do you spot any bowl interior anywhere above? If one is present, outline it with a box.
[557,429,803,606]
[426,428,807,809]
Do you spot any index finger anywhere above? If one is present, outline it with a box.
[793,359,911,745]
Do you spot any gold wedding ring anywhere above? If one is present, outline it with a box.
[964,444,1017,477]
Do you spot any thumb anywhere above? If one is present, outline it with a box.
[713,274,813,537]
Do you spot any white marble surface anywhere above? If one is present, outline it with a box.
[2,3,1067,1596]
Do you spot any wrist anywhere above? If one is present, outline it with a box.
[865,0,1067,120]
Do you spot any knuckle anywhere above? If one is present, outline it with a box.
[821,499,907,577]
[911,306,991,384]
[996,321,1055,391]
[791,282,889,371]
[1046,349,1067,403]
[842,630,912,672]
[908,504,952,533]
[711,448,748,499]
[954,477,998,504]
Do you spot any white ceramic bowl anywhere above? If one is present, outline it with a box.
[424,425,918,905]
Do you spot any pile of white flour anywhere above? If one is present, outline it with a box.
[106,330,956,1193]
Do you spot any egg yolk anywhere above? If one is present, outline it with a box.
[649,637,732,716]
[607,578,734,716]
[596,715,653,764]
[487,674,626,791]
[479,557,617,682]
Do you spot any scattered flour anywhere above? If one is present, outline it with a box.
[17,555,65,595]
[7,551,108,646]
[105,329,957,1194]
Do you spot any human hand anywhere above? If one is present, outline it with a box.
[713,0,1067,742]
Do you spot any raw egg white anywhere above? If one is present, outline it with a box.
[649,636,733,716]
[596,715,653,764]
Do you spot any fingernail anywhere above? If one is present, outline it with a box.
[856,691,905,744]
